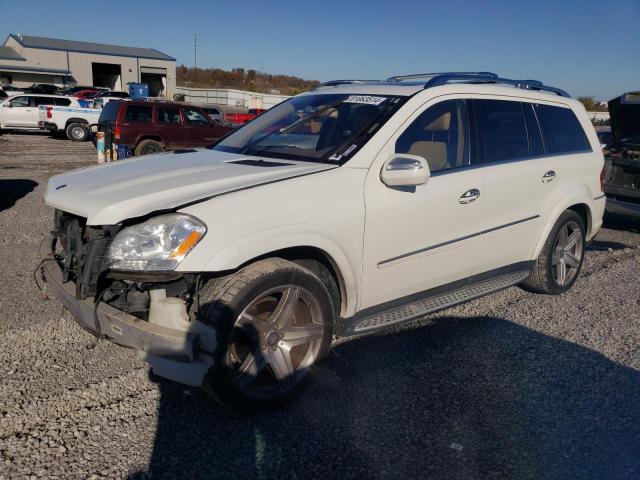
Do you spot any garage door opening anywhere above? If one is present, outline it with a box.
[140,66,167,97]
[92,62,122,91]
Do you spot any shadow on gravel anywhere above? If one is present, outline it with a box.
[132,316,640,480]
[587,239,629,251]
[0,179,38,212]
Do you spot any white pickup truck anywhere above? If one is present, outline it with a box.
[38,103,101,141]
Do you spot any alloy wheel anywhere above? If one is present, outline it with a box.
[551,220,583,286]
[226,285,325,400]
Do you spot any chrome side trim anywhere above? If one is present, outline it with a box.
[378,215,540,267]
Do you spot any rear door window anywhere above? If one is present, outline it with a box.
[34,97,55,107]
[54,98,71,106]
[125,105,153,123]
[98,101,121,124]
[474,99,529,163]
[535,104,591,154]
[158,107,181,124]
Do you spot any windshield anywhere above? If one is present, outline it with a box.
[213,93,406,163]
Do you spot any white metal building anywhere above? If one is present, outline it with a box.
[0,34,176,96]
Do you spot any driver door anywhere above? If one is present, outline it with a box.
[360,97,485,309]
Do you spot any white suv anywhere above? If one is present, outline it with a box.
[0,94,80,130]
[40,72,605,408]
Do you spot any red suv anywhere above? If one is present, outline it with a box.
[97,100,233,156]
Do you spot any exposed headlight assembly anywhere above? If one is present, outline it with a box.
[107,214,206,271]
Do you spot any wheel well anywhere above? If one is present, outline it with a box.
[65,118,88,128]
[241,246,346,316]
[136,136,164,148]
[568,203,591,236]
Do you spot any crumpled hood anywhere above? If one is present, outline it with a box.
[608,92,640,145]
[45,149,336,225]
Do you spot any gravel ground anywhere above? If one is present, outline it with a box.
[0,131,639,479]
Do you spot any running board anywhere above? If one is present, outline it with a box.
[342,266,532,336]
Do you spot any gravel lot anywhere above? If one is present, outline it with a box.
[0,131,639,479]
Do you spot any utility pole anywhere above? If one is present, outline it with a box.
[194,33,198,69]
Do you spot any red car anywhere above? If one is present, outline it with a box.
[73,89,99,99]
[97,99,233,156]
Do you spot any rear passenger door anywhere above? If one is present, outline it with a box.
[123,104,154,147]
[156,106,185,148]
[471,98,559,274]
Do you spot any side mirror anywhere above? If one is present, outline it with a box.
[380,154,430,187]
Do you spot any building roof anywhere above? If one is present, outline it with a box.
[0,64,71,76]
[0,46,25,61]
[7,34,175,61]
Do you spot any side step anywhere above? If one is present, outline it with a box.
[343,268,531,335]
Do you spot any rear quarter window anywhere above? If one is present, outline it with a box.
[98,101,121,124]
[125,105,153,123]
[535,104,592,154]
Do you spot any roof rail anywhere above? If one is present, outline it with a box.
[315,79,379,89]
[424,73,571,97]
[387,72,497,82]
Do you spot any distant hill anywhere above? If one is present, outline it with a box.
[176,65,320,95]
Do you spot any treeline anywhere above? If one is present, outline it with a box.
[176,65,320,95]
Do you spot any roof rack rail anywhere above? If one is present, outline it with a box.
[387,72,497,82]
[423,73,570,97]
[315,79,379,89]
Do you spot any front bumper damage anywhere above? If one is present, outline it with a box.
[39,236,216,387]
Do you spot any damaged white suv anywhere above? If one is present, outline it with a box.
[40,72,605,408]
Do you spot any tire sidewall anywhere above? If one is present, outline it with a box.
[66,123,88,142]
[543,211,586,294]
[200,262,334,409]
[135,140,162,156]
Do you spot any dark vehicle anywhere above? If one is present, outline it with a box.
[596,127,612,148]
[0,89,7,99]
[26,83,60,94]
[97,100,233,156]
[603,92,640,219]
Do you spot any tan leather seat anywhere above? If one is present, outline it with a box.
[409,141,449,171]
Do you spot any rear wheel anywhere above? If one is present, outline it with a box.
[66,123,88,142]
[134,139,163,156]
[196,258,334,410]
[521,210,585,295]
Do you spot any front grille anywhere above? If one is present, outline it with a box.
[53,210,118,299]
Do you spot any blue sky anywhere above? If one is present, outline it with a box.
[1,0,638,100]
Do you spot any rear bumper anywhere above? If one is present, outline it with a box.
[39,236,214,386]
[606,197,640,219]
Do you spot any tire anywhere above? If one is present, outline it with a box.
[195,258,335,410]
[134,139,163,156]
[521,210,586,295]
[65,122,89,142]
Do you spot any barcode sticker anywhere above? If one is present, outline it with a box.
[344,95,386,105]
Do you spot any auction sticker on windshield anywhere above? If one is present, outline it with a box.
[344,95,386,105]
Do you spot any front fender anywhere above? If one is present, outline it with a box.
[179,224,360,317]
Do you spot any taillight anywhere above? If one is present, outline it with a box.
[600,164,605,192]
[47,106,53,119]
[114,125,121,140]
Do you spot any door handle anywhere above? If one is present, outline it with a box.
[459,188,480,204]
[542,170,556,183]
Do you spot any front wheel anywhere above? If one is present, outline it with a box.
[521,210,586,295]
[196,258,334,410]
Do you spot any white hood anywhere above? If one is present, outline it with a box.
[45,149,336,225]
